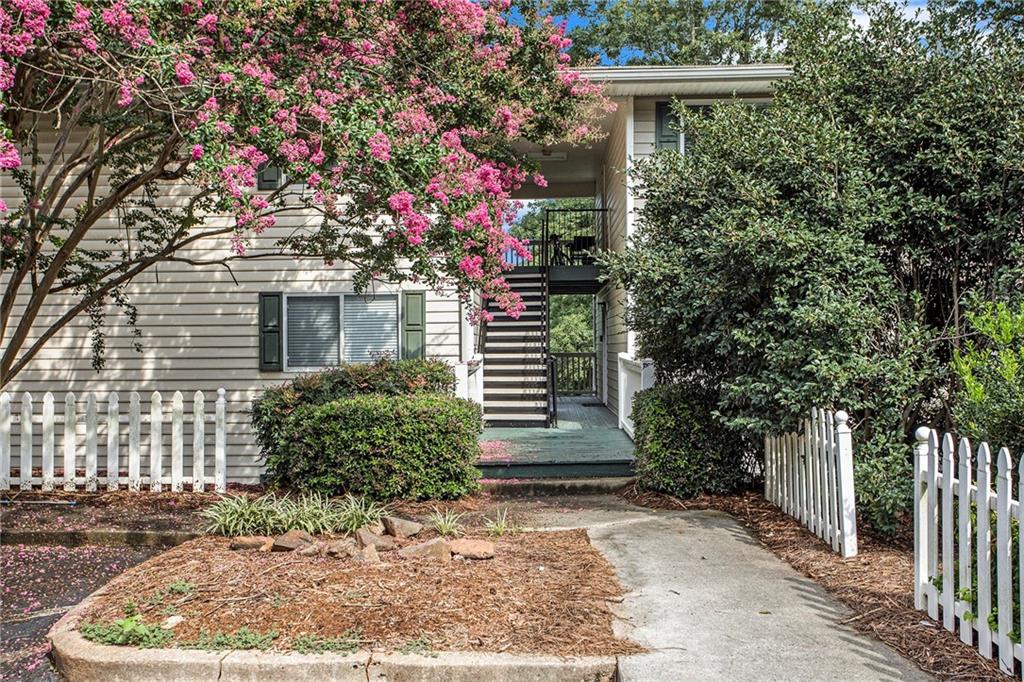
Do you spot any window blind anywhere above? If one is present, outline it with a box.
[286,296,340,368]
[344,295,398,363]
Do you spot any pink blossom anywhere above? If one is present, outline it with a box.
[217,72,234,84]
[532,173,548,188]
[388,191,415,215]
[190,144,204,160]
[117,81,134,107]
[459,255,485,279]
[174,61,195,86]
[197,14,218,33]
[0,140,21,170]
[0,199,8,213]
[368,131,391,162]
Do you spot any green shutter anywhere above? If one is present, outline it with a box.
[259,292,283,371]
[401,291,426,360]
[655,101,680,151]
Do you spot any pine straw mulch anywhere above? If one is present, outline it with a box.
[77,529,643,658]
[621,485,1003,681]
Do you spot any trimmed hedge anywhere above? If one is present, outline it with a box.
[632,383,754,499]
[264,394,482,500]
[251,359,456,463]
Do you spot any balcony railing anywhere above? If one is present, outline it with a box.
[504,208,607,268]
[552,352,596,396]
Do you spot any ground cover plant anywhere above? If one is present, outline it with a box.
[603,1,1024,534]
[200,493,386,536]
[74,530,642,657]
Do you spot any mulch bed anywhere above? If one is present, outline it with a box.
[77,529,642,658]
[622,486,1004,681]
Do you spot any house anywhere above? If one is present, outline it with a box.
[0,64,789,484]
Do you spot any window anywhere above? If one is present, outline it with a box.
[257,165,284,190]
[280,294,400,370]
[655,101,710,154]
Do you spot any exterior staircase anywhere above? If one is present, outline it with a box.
[482,268,549,427]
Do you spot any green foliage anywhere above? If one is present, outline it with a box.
[292,630,362,655]
[603,3,1024,533]
[484,507,520,537]
[267,394,482,500]
[251,359,456,468]
[184,628,279,651]
[80,615,172,649]
[398,634,437,657]
[549,0,790,65]
[631,383,756,498]
[200,493,384,536]
[952,302,1024,454]
[429,508,467,537]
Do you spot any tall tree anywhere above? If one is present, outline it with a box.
[549,0,791,65]
[0,0,606,385]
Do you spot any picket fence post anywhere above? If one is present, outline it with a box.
[128,392,141,491]
[834,411,857,558]
[913,427,930,610]
[957,438,973,645]
[976,442,994,658]
[0,393,9,491]
[171,391,184,493]
[63,393,76,490]
[85,393,97,492]
[996,447,1014,674]
[107,393,119,491]
[215,388,227,493]
[41,393,54,491]
[150,391,163,493]
[20,392,33,490]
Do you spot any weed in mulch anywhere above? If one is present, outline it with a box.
[78,530,642,658]
[621,485,1003,681]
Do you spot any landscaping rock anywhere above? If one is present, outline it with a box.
[363,521,386,536]
[298,542,324,557]
[325,538,359,558]
[398,538,451,563]
[450,539,495,560]
[259,538,274,552]
[360,544,381,565]
[355,527,396,551]
[271,530,314,552]
[383,515,423,539]
[229,536,271,551]
[162,615,184,629]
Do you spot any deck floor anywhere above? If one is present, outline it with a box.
[480,396,633,467]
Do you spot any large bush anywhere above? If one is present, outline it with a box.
[632,383,755,498]
[952,301,1024,455]
[264,394,482,500]
[602,4,1023,533]
[251,359,456,461]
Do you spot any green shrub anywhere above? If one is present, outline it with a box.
[632,383,755,499]
[952,301,1024,455]
[251,358,456,463]
[266,394,481,500]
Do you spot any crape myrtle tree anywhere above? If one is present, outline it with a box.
[602,1,1024,532]
[0,0,610,385]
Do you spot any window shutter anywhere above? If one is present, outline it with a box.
[286,296,340,368]
[258,292,283,371]
[344,295,399,363]
[655,101,680,151]
[401,291,426,360]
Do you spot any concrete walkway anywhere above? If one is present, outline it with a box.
[525,497,929,682]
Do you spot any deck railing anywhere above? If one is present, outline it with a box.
[553,352,596,396]
[504,208,608,269]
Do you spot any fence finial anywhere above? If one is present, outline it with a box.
[914,426,931,444]
[835,410,849,427]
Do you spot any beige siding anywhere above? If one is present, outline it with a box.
[2,131,464,483]
[598,103,630,417]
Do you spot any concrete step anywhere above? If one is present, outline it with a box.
[481,476,635,494]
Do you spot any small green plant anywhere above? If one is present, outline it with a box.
[167,580,195,596]
[160,604,178,617]
[184,627,279,651]
[123,599,138,617]
[398,633,437,657]
[484,507,519,537]
[292,629,362,655]
[200,494,282,536]
[335,494,388,534]
[429,508,465,537]
[80,615,172,648]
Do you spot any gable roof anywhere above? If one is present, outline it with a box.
[580,64,792,97]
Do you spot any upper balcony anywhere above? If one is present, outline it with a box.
[506,208,607,294]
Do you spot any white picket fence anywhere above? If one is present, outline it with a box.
[0,389,227,493]
[914,428,1024,676]
[764,409,858,557]
[617,353,655,439]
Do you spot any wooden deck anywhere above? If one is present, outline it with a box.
[478,397,634,478]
